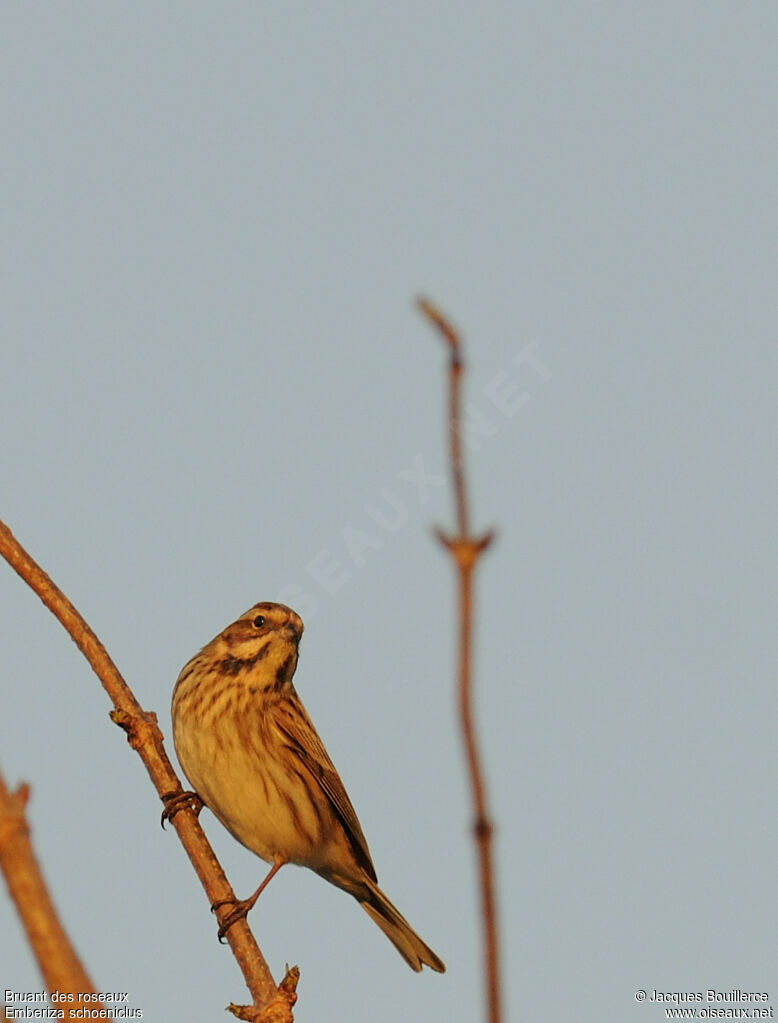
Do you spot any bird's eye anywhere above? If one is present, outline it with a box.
[252,615,266,628]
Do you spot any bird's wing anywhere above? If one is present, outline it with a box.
[274,693,378,882]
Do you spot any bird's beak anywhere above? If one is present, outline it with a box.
[281,622,302,644]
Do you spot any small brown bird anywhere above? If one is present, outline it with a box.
[171,601,445,972]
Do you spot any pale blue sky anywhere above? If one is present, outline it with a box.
[2,4,777,1022]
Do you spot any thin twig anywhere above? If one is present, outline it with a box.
[0,518,295,1019]
[417,297,501,1023]
[0,770,105,1021]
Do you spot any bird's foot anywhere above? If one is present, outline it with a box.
[160,789,204,828]
[211,896,255,942]
[210,860,285,942]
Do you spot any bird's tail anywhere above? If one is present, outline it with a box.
[359,877,445,973]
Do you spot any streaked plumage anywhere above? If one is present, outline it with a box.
[172,601,445,973]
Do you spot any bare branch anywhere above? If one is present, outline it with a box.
[0,770,106,1021]
[0,518,292,1017]
[417,298,502,1023]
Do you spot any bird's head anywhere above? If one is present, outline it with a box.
[213,601,304,690]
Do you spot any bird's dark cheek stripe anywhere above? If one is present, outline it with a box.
[220,643,271,676]
[275,655,295,689]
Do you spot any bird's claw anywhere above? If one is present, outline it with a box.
[211,897,251,942]
[160,790,204,828]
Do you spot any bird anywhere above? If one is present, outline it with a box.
[170,601,445,973]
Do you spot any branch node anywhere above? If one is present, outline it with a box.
[0,782,32,850]
[473,816,494,841]
[109,708,163,750]
[227,967,299,1022]
[433,529,496,569]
